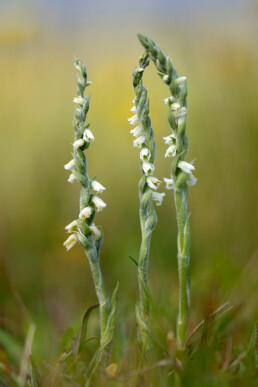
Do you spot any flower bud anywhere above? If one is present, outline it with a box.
[68,173,77,183]
[91,180,106,194]
[63,234,77,251]
[152,192,165,206]
[64,159,76,170]
[83,129,95,142]
[164,177,175,190]
[165,145,177,158]
[65,220,78,233]
[73,139,85,149]
[73,96,84,105]
[89,224,101,240]
[147,176,161,190]
[128,115,140,125]
[178,161,195,174]
[92,196,107,212]
[79,206,93,220]
[142,161,154,176]
[140,148,151,161]
[133,135,146,148]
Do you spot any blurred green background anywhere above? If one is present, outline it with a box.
[0,0,257,367]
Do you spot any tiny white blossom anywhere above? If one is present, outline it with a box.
[91,180,106,194]
[163,134,176,145]
[64,159,76,170]
[173,107,187,119]
[163,75,170,83]
[73,96,84,105]
[164,96,175,105]
[92,196,107,212]
[152,191,165,206]
[74,64,81,72]
[79,206,93,220]
[187,174,197,186]
[140,148,151,161]
[83,128,95,142]
[131,106,137,113]
[165,145,177,158]
[128,115,140,125]
[164,177,175,190]
[68,173,77,183]
[65,220,78,233]
[142,161,154,176]
[133,134,146,148]
[89,224,101,240]
[135,67,144,73]
[63,234,77,251]
[171,103,181,111]
[178,160,195,174]
[175,76,187,84]
[130,125,144,137]
[147,176,161,190]
[73,139,85,149]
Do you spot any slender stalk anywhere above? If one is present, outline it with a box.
[137,34,197,348]
[63,59,118,373]
[129,54,165,348]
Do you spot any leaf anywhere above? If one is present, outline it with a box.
[72,304,99,358]
[30,356,42,387]
[101,282,119,348]
[129,256,138,267]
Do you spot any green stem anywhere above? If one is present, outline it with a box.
[175,189,190,348]
[136,34,196,349]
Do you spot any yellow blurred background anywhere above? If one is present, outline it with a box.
[0,0,257,363]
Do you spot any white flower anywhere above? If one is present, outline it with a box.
[133,134,146,148]
[152,191,165,206]
[63,234,77,251]
[74,64,81,72]
[173,107,187,119]
[83,128,95,142]
[142,161,154,176]
[91,180,106,194]
[175,76,187,84]
[178,160,195,174]
[68,173,77,183]
[128,115,140,125]
[165,145,177,158]
[130,125,144,137]
[187,174,197,186]
[147,176,161,190]
[73,139,85,149]
[131,106,136,113]
[163,134,176,145]
[164,96,175,105]
[64,159,76,170]
[65,220,78,233]
[164,177,175,190]
[73,96,84,105]
[163,75,170,83]
[92,196,107,212]
[140,148,151,161]
[171,103,181,111]
[79,206,93,220]
[89,224,101,240]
